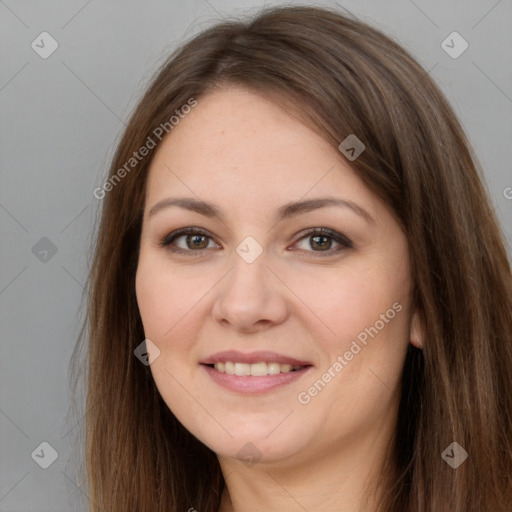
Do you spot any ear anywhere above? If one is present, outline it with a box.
[409,310,424,349]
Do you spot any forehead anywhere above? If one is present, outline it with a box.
[145,86,375,214]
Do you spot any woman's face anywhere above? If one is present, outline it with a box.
[136,86,417,467]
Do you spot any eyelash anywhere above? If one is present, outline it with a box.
[158,227,353,257]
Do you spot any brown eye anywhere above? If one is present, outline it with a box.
[159,227,219,254]
[184,233,210,249]
[292,228,353,255]
[309,234,332,251]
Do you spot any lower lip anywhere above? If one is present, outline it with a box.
[201,364,312,394]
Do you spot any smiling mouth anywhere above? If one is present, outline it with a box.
[204,361,309,376]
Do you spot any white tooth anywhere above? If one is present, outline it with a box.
[267,362,281,375]
[217,361,302,376]
[250,362,268,376]
[234,362,251,376]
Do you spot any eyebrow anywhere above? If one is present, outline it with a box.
[148,196,375,225]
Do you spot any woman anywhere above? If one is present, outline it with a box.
[72,5,512,511]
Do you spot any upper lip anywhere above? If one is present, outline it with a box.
[200,350,312,366]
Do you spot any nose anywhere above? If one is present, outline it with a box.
[211,249,289,333]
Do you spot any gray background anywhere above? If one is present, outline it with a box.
[1,0,511,510]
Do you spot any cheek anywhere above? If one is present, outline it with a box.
[136,259,207,429]
[135,263,171,340]
[135,253,218,403]
[296,263,406,341]
[135,253,202,345]
[294,253,411,393]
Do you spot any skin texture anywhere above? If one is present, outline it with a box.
[135,86,423,511]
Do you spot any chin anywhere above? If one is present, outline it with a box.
[191,420,315,466]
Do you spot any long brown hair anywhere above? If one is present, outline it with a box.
[70,5,512,511]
